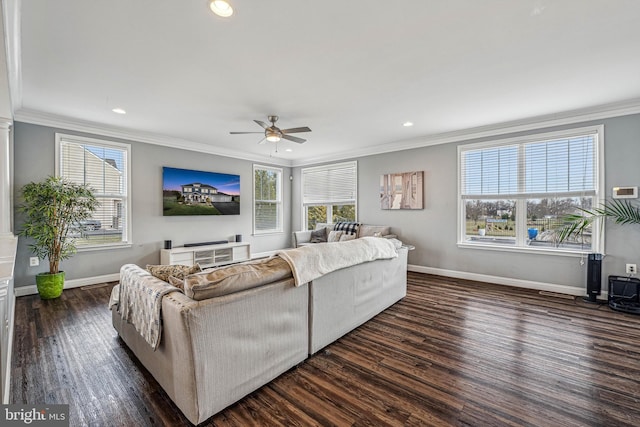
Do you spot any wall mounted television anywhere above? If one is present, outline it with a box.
[162,166,240,216]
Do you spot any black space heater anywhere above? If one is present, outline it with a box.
[585,253,603,303]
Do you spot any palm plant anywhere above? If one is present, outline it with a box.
[557,199,640,244]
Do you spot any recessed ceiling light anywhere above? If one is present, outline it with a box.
[112,108,126,115]
[210,0,233,17]
[285,148,293,152]
[403,121,413,127]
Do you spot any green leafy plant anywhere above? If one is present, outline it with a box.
[557,199,640,244]
[19,176,99,274]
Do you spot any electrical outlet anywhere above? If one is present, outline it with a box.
[626,263,637,275]
[29,257,39,267]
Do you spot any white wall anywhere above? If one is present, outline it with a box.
[12,122,292,287]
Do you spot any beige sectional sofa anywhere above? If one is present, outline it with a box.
[309,245,408,354]
[112,270,308,425]
[111,239,408,425]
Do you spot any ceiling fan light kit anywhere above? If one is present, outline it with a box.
[266,131,281,143]
[210,0,233,17]
[231,115,312,145]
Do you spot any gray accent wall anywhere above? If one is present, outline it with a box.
[12,113,640,291]
[12,122,292,288]
[293,113,640,290]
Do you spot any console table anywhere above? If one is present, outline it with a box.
[161,242,250,269]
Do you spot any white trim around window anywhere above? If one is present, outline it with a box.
[457,125,605,256]
[55,133,132,250]
[253,164,283,235]
[301,161,358,230]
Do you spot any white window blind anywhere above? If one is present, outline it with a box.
[302,161,357,205]
[253,165,283,234]
[458,125,603,254]
[461,134,597,199]
[55,133,131,248]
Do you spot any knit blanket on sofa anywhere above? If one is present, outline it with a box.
[277,236,399,286]
[113,264,181,350]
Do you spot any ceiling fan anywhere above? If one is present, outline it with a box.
[230,115,311,144]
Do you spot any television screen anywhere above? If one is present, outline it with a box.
[162,167,240,216]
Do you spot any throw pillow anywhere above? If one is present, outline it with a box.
[146,264,201,283]
[339,233,356,242]
[310,227,327,243]
[334,221,361,236]
[327,230,344,242]
[359,225,390,238]
[167,275,185,290]
[184,257,293,300]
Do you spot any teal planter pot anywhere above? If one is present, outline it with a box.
[527,228,538,240]
[35,271,65,299]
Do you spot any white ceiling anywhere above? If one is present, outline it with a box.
[7,0,640,165]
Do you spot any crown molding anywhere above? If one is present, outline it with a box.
[12,96,640,169]
[290,97,640,167]
[14,109,292,167]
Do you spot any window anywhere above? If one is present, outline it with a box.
[55,133,131,249]
[302,161,357,230]
[253,165,283,234]
[458,126,603,253]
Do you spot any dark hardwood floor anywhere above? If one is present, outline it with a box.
[10,272,640,426]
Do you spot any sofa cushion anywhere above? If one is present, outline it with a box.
[183,256,293,301]
[167,275,185,289]
[358,225,391,238]
[310,228,327,243]
[339,233,356,242]
[327,230,344,242]
[146,264,201,282]
[334,221,360,235]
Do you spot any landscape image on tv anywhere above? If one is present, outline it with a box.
[163,167,240,216]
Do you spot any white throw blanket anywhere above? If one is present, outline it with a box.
[113,264,181,350]
[277,236,399,286]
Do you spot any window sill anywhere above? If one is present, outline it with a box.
[457,241,600,257]
[252,231,284,237]
[76,243,133,253]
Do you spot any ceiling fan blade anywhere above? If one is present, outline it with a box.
[282,134,306,144]
[254,120,269,129]
[230,131,264,134]
[257,137,267,145]
[281,126,312,134]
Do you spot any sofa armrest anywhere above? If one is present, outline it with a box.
[292,230,312,248]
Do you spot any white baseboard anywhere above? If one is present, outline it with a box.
[408,264,608,299]
[14,272,120,297]
[13,263,604,299]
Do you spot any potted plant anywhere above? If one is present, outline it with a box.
[557,199,640,244]
[477,224,486,236]
[19,176,98,299]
